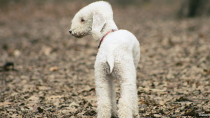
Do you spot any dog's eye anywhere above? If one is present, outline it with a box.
[81,18,85,22]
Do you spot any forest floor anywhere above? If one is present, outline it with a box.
[0,1,210,117]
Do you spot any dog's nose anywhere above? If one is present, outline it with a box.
[69,30,72,34]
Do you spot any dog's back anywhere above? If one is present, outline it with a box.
[95,30,140,74]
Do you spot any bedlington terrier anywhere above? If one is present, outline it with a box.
[69,1,140,118]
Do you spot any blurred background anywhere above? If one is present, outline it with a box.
[0,0,210,117]
[0,0,210,56]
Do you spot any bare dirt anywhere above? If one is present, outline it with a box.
[0,1,210,117]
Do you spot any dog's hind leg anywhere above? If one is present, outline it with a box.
[108,76,117,117]
[116,62,138,118]
[95,62,112,118]
[132,85,140,118]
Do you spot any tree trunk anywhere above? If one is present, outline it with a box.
[178,0,210,18]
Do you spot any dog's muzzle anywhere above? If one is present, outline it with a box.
[69,31,85,38]
[69,30,91,38]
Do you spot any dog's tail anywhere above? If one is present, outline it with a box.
[107,54,114,74]
[106,44,116,74]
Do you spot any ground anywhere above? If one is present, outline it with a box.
[0,1,210,117]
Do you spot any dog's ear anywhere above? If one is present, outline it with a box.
[92,12,106,32]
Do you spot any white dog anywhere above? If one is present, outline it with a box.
[69,1,140,118]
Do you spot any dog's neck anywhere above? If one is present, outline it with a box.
[101,20,118,36]
[91,20,118,41]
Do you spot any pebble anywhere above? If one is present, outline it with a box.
[153,114,162,117]
[7,109,16,112]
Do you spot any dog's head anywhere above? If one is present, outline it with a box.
[69,1,113,39]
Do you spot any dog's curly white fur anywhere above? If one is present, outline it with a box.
[69,1,140,118]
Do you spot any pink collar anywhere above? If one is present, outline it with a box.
[98,29,117,48]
